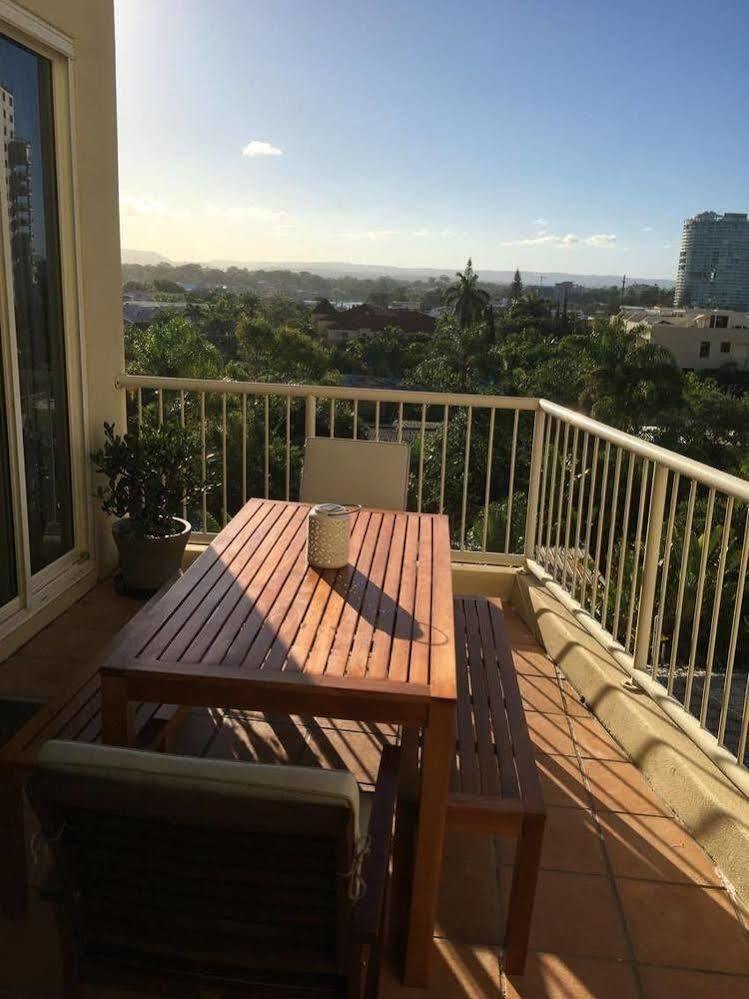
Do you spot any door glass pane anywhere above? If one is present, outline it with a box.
[1,33,73,573]
[0,342,17,606]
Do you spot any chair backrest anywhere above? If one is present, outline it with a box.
[27,741,360,986]
[300,437,410,510]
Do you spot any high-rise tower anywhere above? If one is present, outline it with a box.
[1,84,33,282]
[674,212,749,310]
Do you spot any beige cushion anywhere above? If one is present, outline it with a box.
[37,740,361,833]
[300,437,410,510]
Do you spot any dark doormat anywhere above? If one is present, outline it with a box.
[0,697,44,748]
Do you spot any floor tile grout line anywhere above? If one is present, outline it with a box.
[592,808,679,819]
[503,949,749,985]
[501,862,726,889]
[634,959,749,977]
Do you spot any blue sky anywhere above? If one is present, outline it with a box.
[115,0,749,278]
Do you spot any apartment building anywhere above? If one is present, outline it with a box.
[621,305,749,370]
[1,83,14,153]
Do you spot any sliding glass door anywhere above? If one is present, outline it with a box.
[0,343,17,608]
[1,28,76,616]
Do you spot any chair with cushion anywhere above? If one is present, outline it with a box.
[26,739,400,998]
[300,437,411,510]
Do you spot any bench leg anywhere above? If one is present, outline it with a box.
[504,811,545,975]
[389,727,419,973]
[390,797,416,968]
[0,767,29,918]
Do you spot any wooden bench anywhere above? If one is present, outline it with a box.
[398,596,545,975]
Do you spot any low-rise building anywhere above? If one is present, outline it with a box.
[620,307,749,370]
[312,303,436,344]
[123,299,187,326]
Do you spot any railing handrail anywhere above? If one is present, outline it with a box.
[540,399,749,503]
[116,373,539,412]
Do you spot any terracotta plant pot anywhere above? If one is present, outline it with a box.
[112,517,191,594]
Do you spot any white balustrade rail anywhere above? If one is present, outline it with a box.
[531,400,749,783]
[116,373,749,777]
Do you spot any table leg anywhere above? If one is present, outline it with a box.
[403,699,455,987]
[100,674,135,747]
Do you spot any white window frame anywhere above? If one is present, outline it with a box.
[0,3,95,645]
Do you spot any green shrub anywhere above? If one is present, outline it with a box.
[91,422,211,537]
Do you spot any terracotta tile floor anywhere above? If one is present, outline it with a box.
[1,582,748,997]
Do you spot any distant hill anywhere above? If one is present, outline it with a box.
[122,250,674,289]
[122,248,173,266]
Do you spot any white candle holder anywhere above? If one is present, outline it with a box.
[307,503,352,569]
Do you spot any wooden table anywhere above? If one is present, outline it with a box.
[100,498,456,986]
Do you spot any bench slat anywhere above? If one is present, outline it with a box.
[476,597,520,799]
[453,601,480,795]
[463,599,501,798]
[488,598,545,815]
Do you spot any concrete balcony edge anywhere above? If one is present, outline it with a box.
[511,568,749,912]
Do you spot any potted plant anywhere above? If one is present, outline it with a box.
[92,421,210,593]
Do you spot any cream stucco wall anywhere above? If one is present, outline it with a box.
[6,1,124,573]
[647,324,749,371]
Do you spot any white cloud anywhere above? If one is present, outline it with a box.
[120,193,190,220]
[502,232,616,248]
[534,217,549,228]
[641,225,654,232]
[335,228,400,240]
[203,202,289,224]
[241,140,283,158]
[587,233,617,247]
[350,226,456,240]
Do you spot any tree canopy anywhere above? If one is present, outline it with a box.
[123,282,747,482]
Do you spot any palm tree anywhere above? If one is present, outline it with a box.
[444,259,490,329]
[573,317,682,431]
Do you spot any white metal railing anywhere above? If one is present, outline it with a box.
[117,373,538,564]
[115,373,748,777]
[532,399,749,782]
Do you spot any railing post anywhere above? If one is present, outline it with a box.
[305,394,316,439]
[633,462,669,673]
[524,407,546,559]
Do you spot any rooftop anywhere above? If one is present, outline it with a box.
[312,303,437,334]
[1,582,747,997]
[620,305,749,331]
